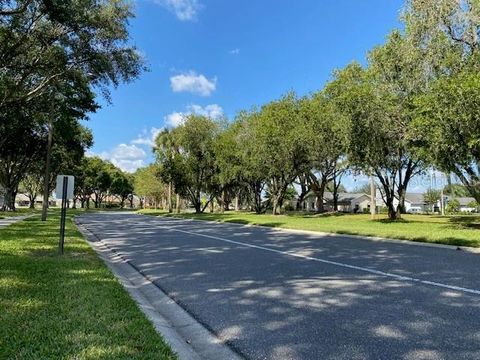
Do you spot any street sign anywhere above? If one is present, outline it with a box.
[55,175,74,200]
[55,175,74,255]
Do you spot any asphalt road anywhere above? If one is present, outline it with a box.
[78,212,480,360]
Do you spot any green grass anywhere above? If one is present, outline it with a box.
[0,210,177,360]
[138,210,480,248]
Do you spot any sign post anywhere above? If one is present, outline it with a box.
[55,175,74,255]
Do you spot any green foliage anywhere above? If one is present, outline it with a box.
[413,71,480,200]
[468,200,479,210]
[134,165,165,208]
[74,157,132,208]
[423,188,441,210]
[110,170,134,207]
[443,183,470,197]
[0,0,144,211]
[402,0,480,202]
[446,199,461,214]
[0,0,144,110]
[252,93,310,214]
[155,115,220,213]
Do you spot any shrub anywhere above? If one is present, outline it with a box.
[446,199,460,214]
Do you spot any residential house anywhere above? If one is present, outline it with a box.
[455,197,478,212]
[293,191,374,213]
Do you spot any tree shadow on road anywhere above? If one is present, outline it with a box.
[77,213,480,360]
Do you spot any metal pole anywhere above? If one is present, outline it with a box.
[59,176,68,255]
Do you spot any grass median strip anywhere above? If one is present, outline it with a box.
[0,210,177,360]
[138,209,480,248]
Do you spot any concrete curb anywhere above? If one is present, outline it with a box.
[74,217,244,360]
[146,214,480,255]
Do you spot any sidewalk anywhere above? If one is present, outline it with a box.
[0,215,32,228]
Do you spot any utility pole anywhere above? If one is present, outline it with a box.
[41,121,53,221]
[370,174,376,220]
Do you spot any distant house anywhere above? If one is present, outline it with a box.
[324,192,372,213]
[384,193,477,213]
[16,194,56,207]
[403,193,440,213]
[292,191,374,213]
[455,197,477,212]
[291,190,479,214]
[379,192,435,213]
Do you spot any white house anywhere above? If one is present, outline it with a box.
[456,197,477,212]
[294,191,374,213]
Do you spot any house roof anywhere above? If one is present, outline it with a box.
[405,193,425,204]
[324,192,368,203]
[299,191,369,203]
[456,197,476,206]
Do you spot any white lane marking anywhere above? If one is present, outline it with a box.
[162,225,480,296]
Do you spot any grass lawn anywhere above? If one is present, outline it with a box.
[138,209,480,248]
[0,210,176,360]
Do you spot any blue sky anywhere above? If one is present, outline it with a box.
[87,0,409,190]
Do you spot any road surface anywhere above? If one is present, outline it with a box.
[77,212,480,360]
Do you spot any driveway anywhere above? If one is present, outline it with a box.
[77,212,480,360]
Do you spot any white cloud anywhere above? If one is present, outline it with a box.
[190,104,223,118]
[170,71,217,96]
[165,112,186,128]
[131,127,164,147]
[151,0,200,21]
[164,104,223,128]
[98,144,147,173]
[229,48,240,55]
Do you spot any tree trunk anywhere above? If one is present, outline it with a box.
[397,185,407,215]
[28,194,35,208]
[222,190,229,212]
[3,185,16,211]
[388,203,398,220]
[272,197,279,215]
[41,121,53,221]
[251,181,264,214]
[383,190,399,220]
[168,182,173,213]
[176,193,181,213]
[315,182,327,213]
[234,195,239,211]
[194,201,201,214]
[370,175,376,219]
